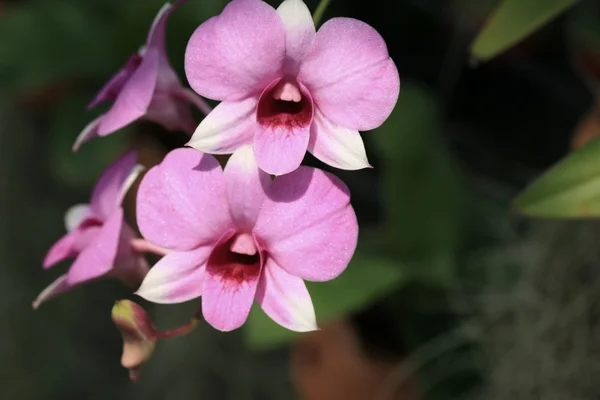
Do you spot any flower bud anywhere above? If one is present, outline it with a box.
[111,300,157,381]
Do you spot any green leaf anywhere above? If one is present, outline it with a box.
[471,0,579,62]
[244,249,406,350]
[514,137,600,218]
[371,83,462,282]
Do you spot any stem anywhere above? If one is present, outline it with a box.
[312,0,331,26]
[130,238,169,257]
[155,311,201,340]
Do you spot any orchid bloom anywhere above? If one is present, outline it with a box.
[33,151,148,309]
[185,0,400,175]
[135,146,358,332]
[74,0,211,151]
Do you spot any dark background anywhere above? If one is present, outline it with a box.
[1,0,599,399]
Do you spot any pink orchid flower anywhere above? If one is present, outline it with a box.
[184,0,400,175]
[74,0,211,151]
[33,151,148,309]
[135,146,358,332]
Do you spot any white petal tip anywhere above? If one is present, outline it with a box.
[293,323,319,333]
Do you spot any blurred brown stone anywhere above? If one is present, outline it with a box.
[291,319,419,400]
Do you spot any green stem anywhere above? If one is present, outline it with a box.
[312,0,331,26]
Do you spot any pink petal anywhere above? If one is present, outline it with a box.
[277,0,315,74]
[32,274,71,310]
[145,92,197,134]
[298,18,400,131]
[184,0,285,101]
[43,233,78,269]
[145,2,182,50]
[98,47,160,136]
[66,209,124,285]
[256,258,317,332]
[187,97,258,154]
[136,148,234,251]
[72,115,102,152]
[308,109,370,170]
[90,150,141,219]
[201,231,263,331]
[113,254,150,288]
[254,167,358,281]
[172,87,213,116]
[135,247,210,304]
[224,146,270,230]
[88,54,142,109]
[253,123,310,175]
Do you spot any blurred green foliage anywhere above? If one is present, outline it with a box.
[515,136,600,217]
[471,0,580,61]
[372,84,462,283]
[0,0,229,94]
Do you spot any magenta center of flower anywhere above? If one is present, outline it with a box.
[207,233,261,285]
[78,217,104,230]
[257,78,312,131]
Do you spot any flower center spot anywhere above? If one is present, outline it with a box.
[208,233,261,285]
[78,217,104,230]
[257,79,312,131]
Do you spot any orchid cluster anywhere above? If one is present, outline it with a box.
[35,0,399,376]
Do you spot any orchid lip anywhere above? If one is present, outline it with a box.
[207,232,263,287]
[257,77,313,132]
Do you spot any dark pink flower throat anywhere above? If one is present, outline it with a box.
[207,233,261,286]
[257,78,313,132]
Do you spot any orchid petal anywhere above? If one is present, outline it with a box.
[146,2,176,49]
[254,167,358,281]
[277,0,315,74]
[256,258,317,332]
[187,97,258,154]
[253,122,310,175]
[98,47,160,136]
[145,92,197,134]
[135,247,210,304]
[308,110,370,170]
[136,148,234,251]
[72,115,102,152]
[88,54,142,109]
[298,18,400,131]
[42,233,78,269]
[90,150,140,219]
[32,274,71,310]
[184,0,285,101]
[224,146,270,230]
[66,209,124,285]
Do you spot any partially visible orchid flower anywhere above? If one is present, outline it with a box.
[185,0,400,175]
[74,0,211,151]
[33,151,154,309]
[135,146,358,332]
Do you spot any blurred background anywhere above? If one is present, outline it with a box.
[1,0,600,399]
